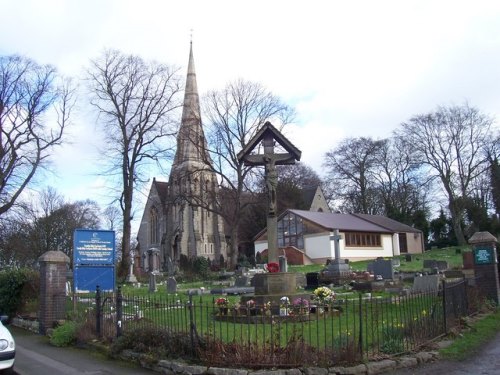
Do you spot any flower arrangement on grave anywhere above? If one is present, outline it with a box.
[215,297,228,307]
[263,301,272,316]
[279,296,290,316]
[246,299,256,308]
[266,262,280,273]
[313,286,335,304]
[293,297,309,315]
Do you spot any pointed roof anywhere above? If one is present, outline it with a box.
[172,42,211,170]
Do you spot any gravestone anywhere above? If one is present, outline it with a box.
[235,275,249,287]
[437,261,448,271]
[423,260,437,269]
[305,272,319,290]
[166,276,177,293]
[367,262,374,274]
[372,258,394,280]
[412,274,440,294]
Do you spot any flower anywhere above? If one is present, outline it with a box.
[293,297,309,307]
[313,286,334,302]
[280,296,290,306]
[266,262,280,273]
[215,297,228,307]
[263,301,272,310]
[246,299,256,308]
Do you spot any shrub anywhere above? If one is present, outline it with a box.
[0,268,39,318]
[193,257,209,279]
[110,326,199,361]
[50,321,78,347]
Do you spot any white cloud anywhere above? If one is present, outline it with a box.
[3,0,500,232]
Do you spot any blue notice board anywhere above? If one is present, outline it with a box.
[74,229,115,265]
[74,229,116,292]
[74,266,115,292]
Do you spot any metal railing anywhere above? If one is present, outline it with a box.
[68,278,478,368]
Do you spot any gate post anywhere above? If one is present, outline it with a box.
[38,251,70,335]
[469,231,500,305]
[95,285,102,338]
[116,286,123,337]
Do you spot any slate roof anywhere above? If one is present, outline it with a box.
[288,210,393,233]
[152,178,169,205]
[351,213,422,233]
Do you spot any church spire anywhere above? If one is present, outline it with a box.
[173,41,210,169]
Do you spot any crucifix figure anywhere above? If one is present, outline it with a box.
[237,122,301,265]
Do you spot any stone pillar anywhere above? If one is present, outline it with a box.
[469,231,500,304]
[38,251,70,335]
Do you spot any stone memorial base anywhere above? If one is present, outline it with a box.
[320,260,351,285]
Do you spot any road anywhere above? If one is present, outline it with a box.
[387,331,500,375]
[10,326,156,375]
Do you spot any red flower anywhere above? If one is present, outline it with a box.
[267,262,279,273]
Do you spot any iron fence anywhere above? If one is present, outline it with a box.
[68,278,478,368]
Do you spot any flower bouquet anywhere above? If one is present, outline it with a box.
[246,299,257,315]
[266,262,280,273]
[279,296,290,316]
[215,297,229,315]
[293,297,309,315]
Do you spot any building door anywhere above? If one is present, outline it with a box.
[398,233,408,253]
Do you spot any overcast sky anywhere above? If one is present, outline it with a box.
[2,0,500,231]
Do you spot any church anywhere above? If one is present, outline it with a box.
[136,43,227,272]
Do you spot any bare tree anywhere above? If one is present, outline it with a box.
[87,50,182,277]
[374,137,431,225]
[0,55,74,216]
[202,79,295,266]
[324,137,385,214]
[396,103,494,245]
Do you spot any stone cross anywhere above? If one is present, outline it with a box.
[330,229,342,261]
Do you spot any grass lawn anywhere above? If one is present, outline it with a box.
[289,245,471,274]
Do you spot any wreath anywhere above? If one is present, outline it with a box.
[267,262,280,273]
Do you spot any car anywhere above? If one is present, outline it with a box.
[0,316,15,374]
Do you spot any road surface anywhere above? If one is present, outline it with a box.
[10,326,156,375]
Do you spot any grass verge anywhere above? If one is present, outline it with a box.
[440,309,500,361]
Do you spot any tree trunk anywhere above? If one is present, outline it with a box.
[449,198,467,245]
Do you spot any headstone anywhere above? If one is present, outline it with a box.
[305,272,319,290]
[412,274,440,294]
[148,273,157,292]
[423,259,438,269]
[367,262,374,274]
[166,276,177,293]
[279,255,288,273]
[392,258,401,267]
[444,270,464,279]
[437,261,448,271]
[235,275,249,287]
[372,258,394,280]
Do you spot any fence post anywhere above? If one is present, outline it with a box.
[116,286,123,338]
[358,293,363,358]
[95,285,101,339]
[442,279,447,334]
[188,292,195,356]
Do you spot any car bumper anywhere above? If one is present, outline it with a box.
[0,350,15,369]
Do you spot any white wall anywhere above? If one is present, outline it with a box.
[304,234,333,259]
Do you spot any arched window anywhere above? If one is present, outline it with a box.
[150,206,159,244]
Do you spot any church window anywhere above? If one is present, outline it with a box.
[150,206,159,244]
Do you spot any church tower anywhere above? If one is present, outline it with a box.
[164,42,227,265]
